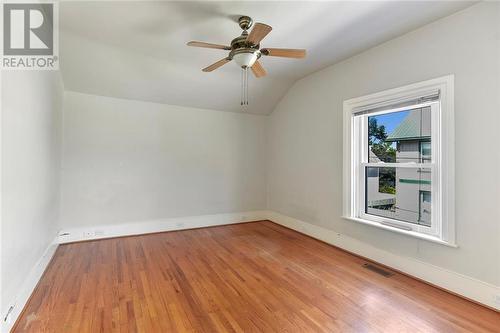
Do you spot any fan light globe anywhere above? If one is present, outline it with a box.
[233,52,258,68]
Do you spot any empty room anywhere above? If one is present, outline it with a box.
[1,1,500,332]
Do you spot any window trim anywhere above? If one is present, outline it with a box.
[343,75,456,247]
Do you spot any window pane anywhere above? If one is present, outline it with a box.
[420,141,431,163]
[368,107,431,163]
[366,166,431,226]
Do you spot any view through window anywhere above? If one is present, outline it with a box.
[365,107,432,227]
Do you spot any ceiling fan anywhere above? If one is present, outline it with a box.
[187,16,306,105]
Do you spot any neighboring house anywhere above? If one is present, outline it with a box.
[366,151,396,212]
[367,107,432,226]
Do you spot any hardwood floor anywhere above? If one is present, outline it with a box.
[13,221,500,332]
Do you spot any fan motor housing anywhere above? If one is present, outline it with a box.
[230,34,259,50]
[230,20,261,65]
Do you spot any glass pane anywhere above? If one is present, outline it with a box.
[366,166,431,226]
[368,107,431,163]
[420,141,431,163]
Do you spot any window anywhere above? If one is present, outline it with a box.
[343,76,455,246]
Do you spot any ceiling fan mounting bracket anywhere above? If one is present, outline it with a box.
[238,16,253,31]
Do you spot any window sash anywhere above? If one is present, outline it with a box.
[352,102,441,238]
[356,165,438,236]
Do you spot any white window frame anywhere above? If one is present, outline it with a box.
[343,75,456,247]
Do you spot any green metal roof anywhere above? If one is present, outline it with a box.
[386,111,430,142]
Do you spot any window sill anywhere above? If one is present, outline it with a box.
[342,216,458,248]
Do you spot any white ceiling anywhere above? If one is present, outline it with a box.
[60,1,473,115]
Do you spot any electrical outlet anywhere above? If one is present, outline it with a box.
[58,232,70,241]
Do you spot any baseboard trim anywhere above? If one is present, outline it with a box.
[57,210,269,244]
[2,238,59,333]
[266,211,500,311]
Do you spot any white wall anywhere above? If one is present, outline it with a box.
[267,3,500,286]
[60,92,267,229]
[1,71,63,318]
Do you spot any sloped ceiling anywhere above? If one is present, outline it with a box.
[60,1,473,115]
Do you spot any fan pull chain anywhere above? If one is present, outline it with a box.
[245,67,248,105]
[240,67,249,106]
[246,67,249,105]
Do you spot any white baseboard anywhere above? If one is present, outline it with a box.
[1,238,59,333]
[266,211,500,311]
[57,210,269,244]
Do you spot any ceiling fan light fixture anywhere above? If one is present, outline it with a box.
[232,51,258,68]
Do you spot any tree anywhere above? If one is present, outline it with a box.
[369,118,397,195]
[368,118,396,163]
[368,118,387,145]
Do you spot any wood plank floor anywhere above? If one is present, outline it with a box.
[13,221,500,332]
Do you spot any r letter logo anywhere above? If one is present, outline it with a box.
[4,4,53,55]
[1,2,58,69]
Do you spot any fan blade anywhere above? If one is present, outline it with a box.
[202,58,231,72]
[261,48,306,58]
[187,41,231,50]
[246,23,272,45]
[251,60,267,78]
